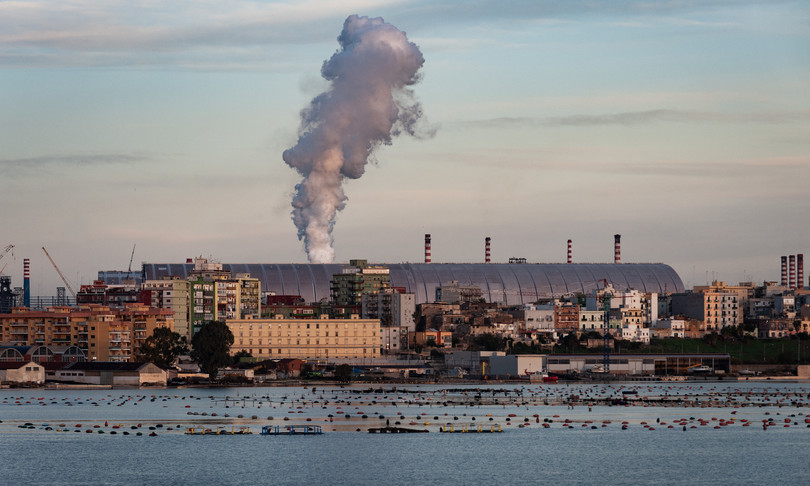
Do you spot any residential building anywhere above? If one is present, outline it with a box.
[671,290,741,331]
[0,304,173,362]
[142,277,191,339]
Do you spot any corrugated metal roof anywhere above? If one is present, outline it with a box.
[142,262,684,305]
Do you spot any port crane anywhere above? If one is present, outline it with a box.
[41,246,77,299]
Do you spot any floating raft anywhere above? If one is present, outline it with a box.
[368,426,428,434]
[185,426,252,435]
[440,425,503,433]
[261,425,323,436]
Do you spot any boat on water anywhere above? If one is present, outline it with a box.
[688,365,713,374]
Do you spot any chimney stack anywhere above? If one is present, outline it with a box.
[567,239,572,264]
[424,234,431,263]
[485,237,491,263]
[781,256,788,286]
[789,255,796,289]
[23,258,30,308]
[614,234,621,264]
[798,254,804,290]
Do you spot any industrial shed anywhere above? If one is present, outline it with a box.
[0,361,45,385]
[55,362,167,386]
[142,262,684,305]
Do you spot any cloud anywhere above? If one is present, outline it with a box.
[454,109,810,128]
[0,0,403,68]
[0,153,152,175]
[2,0,794,68]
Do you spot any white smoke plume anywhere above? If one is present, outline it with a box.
[283,15,430,263]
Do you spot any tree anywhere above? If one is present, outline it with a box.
[138,327,188,367]
[232,350,253,365]
[190,321,234,380]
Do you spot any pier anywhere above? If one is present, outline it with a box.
[261,425,323,435]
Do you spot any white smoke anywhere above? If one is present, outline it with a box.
[283,15,430,263]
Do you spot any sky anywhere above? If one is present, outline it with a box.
[1,0,808,295]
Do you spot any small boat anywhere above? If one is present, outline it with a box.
[688,365,712,374]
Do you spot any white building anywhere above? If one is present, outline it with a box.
[620,324,650,344]
[519,304,555,332]
[0,361,45,385]
[580,310,606,332]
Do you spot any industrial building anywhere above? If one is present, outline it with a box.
[142,262,684,305]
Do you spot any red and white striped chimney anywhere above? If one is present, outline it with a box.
[781,256,788,286]
[614,234,621,264]
[424,234,431,263]
[23,258,30,308]
[789,255,796,289]
[485,237,491,263]
[798,254,804,290]
[567,239,572,264]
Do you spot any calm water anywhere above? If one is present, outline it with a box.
[2,383,810,485]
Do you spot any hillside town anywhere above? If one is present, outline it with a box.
[1,254,809,387]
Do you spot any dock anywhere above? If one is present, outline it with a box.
[261,425,323,436]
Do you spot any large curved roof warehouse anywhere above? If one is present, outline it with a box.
[142,263,684,306]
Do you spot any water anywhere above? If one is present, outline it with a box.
[2,383,810,485]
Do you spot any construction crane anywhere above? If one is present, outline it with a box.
[41,246,76,299]
[127,244,136,273]
[0,245,14,275]
[0,244,13,264]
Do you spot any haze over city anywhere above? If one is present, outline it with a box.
[1,0,808,295]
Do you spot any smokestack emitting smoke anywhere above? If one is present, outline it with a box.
[567,239,572,264]
[614,234,621,264]
[283,15,430,263]
[485,237,491,263]
[781,256,788,286]
[425,234,431,263]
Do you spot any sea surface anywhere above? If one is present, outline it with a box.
[2,382,810,485]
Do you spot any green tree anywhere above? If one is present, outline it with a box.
[138,327,188,367]
[190,321,234,380]
[232,350,253,365]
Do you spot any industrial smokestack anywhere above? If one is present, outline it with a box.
[567,239,572,264]
[485,237,491,263]
[798,254,804,290]
[425,234,431,263]
[789,255,796,289]
[781,256,788,286]
[282,15,431,263]
[23,258,30,308]
[614,234,621,264]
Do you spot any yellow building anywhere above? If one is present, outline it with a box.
[227,315,380,360]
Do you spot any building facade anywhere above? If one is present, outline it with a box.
[227,315,380,360]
